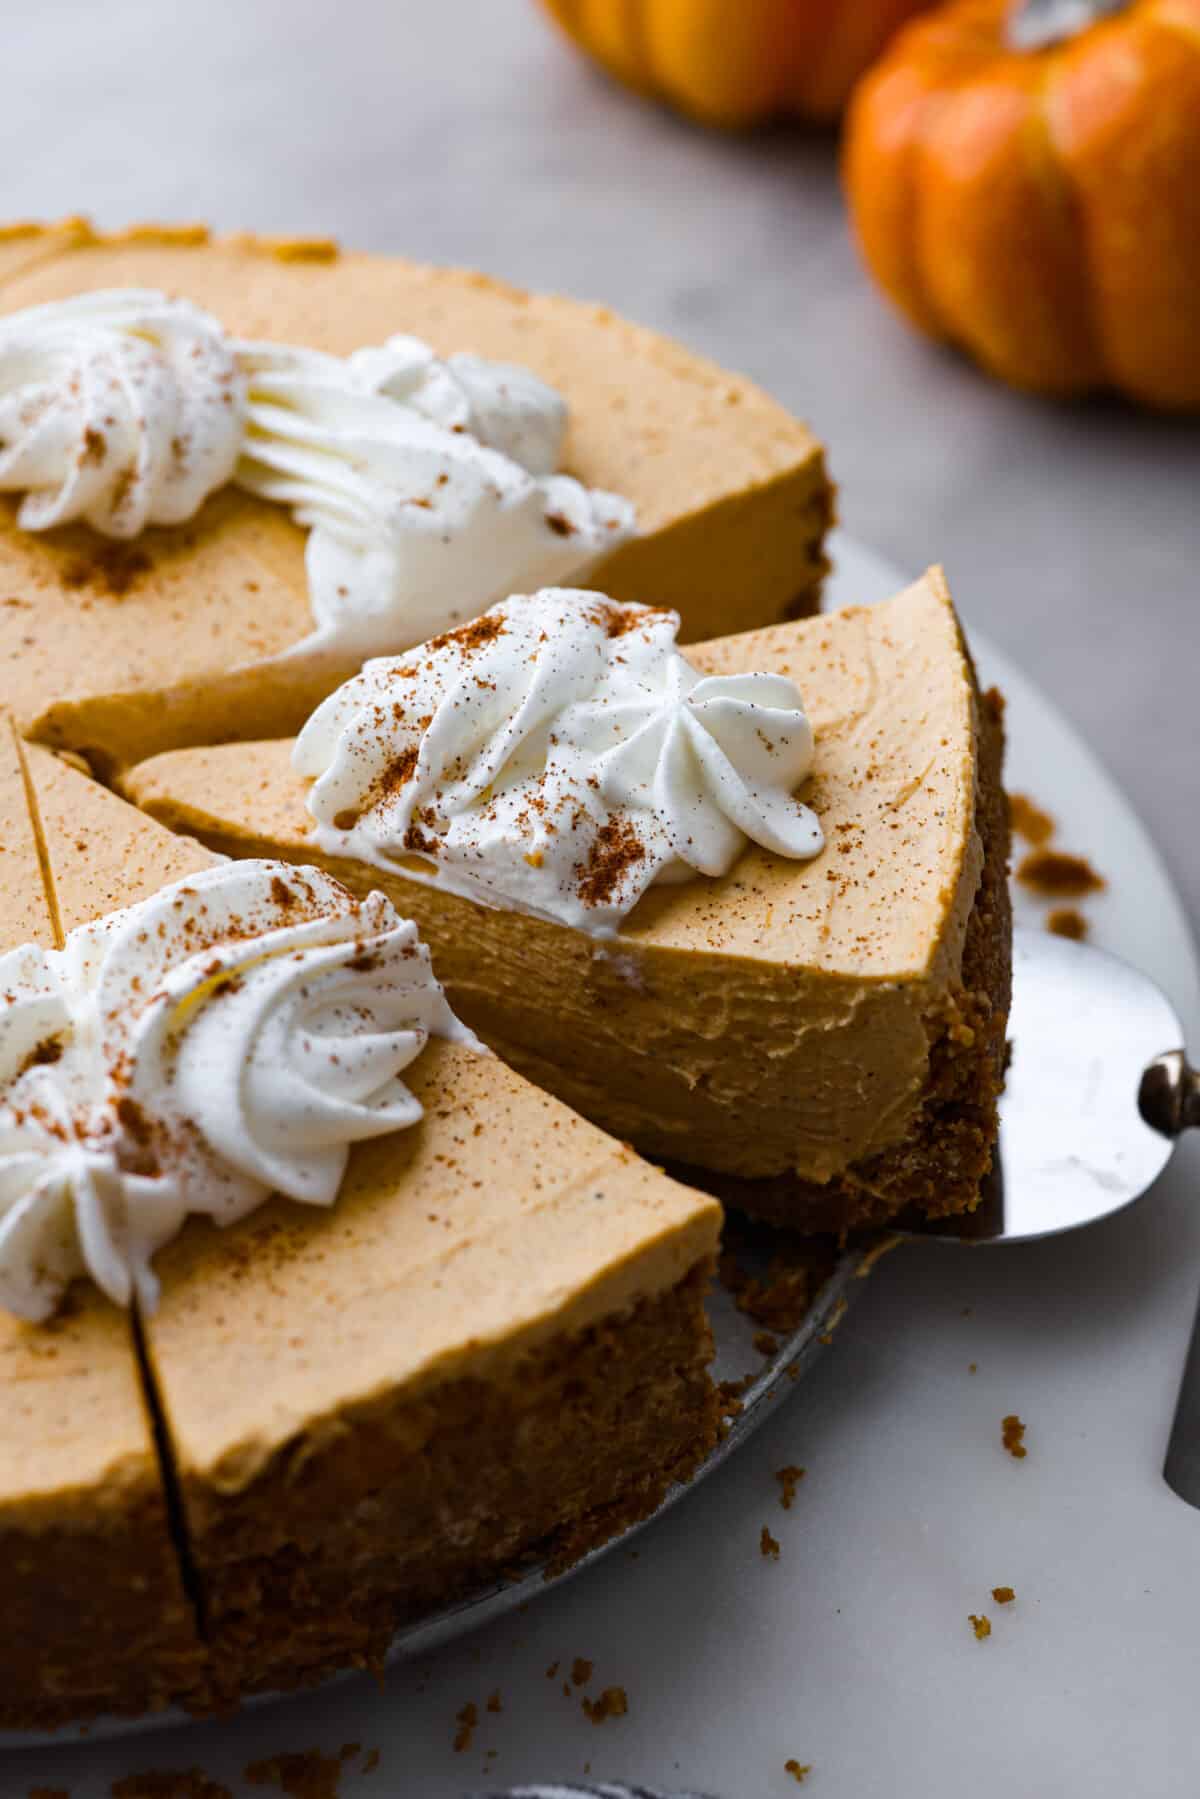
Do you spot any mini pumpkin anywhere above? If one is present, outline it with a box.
[537,0,940,125]
[844,0,1200,409]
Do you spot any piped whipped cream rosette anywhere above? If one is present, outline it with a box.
[0,289,246,536]
[235,335,635,658]
[0,290,635,659]
[295,588,825,935]
[0,860,476,1322]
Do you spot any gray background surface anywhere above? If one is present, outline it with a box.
[6,9,1200,1797]
[9,0,1199,914]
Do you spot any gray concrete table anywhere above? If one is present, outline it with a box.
[14,0,1199,914]
[8,8,1200,1798]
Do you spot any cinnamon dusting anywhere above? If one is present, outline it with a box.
[61,544,152,597]
[576,817,646,909]
[16,1035,63,1078]
[426,613,506,655]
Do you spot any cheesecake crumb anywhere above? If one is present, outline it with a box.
[855,1231,904,1278]
[112,1775,231,1799]
[992,1586,1016,1605]
[244,1744,359,1799]
[760,1525,781,1559]
[720,1252,817,1334]
[719,1373,752,1408]
[784,1761,812,1784]
[775,1465,806,1509]
[545,1661,559,1679]
[452,1703,478,1753]
[1009,793,1055,847]
[1047,906,1088,940]
[968,1362,978,1374]
[754,1329,779,1356]
[1016,849,1105,899]
[582,1686,628,1724]
[486,1689,503,1713]
[969,1613,992,1641]
[571,1657,593,1687]
[1002,1414,1027,1459]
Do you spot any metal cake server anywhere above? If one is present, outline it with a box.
[907,924,1200,1508]
[909,925,1196,1247]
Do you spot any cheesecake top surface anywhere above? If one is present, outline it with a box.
[0,715,718,1489]
[0,222,825,767]
[0,722,206,1520]
[129,569,981,988]
[0,223,818,517]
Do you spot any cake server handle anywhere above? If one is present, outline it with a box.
[1149,1053,1200,1508]
[1139,1051,1200,1139]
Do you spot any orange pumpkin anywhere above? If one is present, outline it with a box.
[537,0,941,125]
[844,0,1200,409]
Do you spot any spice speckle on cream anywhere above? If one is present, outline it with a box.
[295,588,824,933]
[0,291,636,661]
[0,860,475,1321]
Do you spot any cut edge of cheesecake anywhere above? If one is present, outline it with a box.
[0,218,833,774]
[0,722,210,1730]
[0,728,723,1721]
[141,1042,722,1704]
[125,568,1012,1226]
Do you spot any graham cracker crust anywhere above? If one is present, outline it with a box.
[687,683,1012,1232]
[182,1261,718,1708]
[0,1469,205,1733]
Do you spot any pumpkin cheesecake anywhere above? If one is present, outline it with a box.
[0,719,721,1722]
[128,567,1012,1233]
[0,220,831,775]
[0,719,208,1729]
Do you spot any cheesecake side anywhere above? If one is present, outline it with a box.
[0,731,208,1730]
[0,221,831,773]
[128,570,1008,1228]
[138,1046,720,1702]
[6,740,722,1722]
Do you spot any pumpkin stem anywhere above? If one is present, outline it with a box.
[1007,0,1131,50]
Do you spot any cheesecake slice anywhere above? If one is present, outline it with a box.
[128,569,1011,1232]
[0,727,720,1720]
[0,220,830,775]
[0,721,208,1729]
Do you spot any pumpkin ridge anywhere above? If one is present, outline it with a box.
[624,0,656,90]
[542,0,584,37]
[1034,53,1106,384]
[908,54,1012,343]
[1147,0,1200,50]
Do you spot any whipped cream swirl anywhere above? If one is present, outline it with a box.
[0,289,245,536]
[296,589,824,934]
[0,861,474,1322]
[0,287,636,658]
[234,335,634,658]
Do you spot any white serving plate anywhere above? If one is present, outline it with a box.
[10,537,1199,1798]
